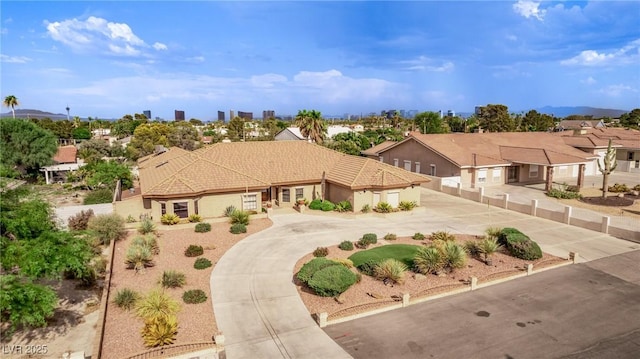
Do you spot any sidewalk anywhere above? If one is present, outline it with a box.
[210,190,638,359]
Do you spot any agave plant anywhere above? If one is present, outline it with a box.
[135,289,180,321]
[224,205,236,217]
[141,315,178,347]
[414,246,443,275]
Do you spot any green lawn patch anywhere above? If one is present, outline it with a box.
[348,244,421,268]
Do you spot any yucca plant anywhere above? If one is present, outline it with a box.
[138,218,156,235]
[374,258,408,285]
[430,231,456,242]
[332,258,354,268]
[125,245,155,272]
[484,227,502,241]
[141,315,178,347]
[135,289,180,321]
[132,234,160,255]
[441,241,467,272]
[463,240,481,257]
[161,270,186,288]
[224,205,237,217]
[413,246,443,275]
[478,238,502,265]
[229,210,250,225]
[113,288,140,311]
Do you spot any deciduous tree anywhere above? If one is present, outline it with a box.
[414,112,450,134]
[476,104,516,132]
[0,118,57,175]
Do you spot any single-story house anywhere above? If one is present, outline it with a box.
[114,141,429,221]
[557,128,640,174]
[274,126,353,142]
[368,132,594,190]
[40,145,85,184]
[556,120,605,131]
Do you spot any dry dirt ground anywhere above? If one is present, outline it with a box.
[557,187,640,219]
[294,235,567,320]
[101,218,272,359]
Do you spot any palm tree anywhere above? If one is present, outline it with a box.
[294,109,327,144]
[3,95,19,119]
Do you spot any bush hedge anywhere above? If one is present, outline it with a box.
[184,245,204,257]
[182,289,207,304]
[194,222,211,233]
[296,257,337,285]
[194,258,212,270]
[307,265,358,297]
[498,228,542,260]
[313,247,329,257]
[338,240,354,251]
[230,223,247,234]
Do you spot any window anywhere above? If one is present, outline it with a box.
[415,162,421,173]
[173,202,188,218]
[429,164,436,176]
[492,168,501,181]
[243,194,257,211]
[529,165,539,178]
[478,169,487,183]
[161,203,166,215]
[628,152,634,161]
[404,160,411,171]
[379,156,384,163]
[282,188,290,202]
[295,187,304,200]
[393,158,399,167]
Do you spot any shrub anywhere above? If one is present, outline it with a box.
[398,201,417,211]
[485,227,502,241]
[313,247,329,257]
[478,238,502,263]
[132,234,160,255]
[320,200,336,212]
[608,183,630,193]
[125,244,154,272]
[357,259,381,276]
[194,257,212,270]
[546,188,582,199]
[441,241,467,271]
[338,240,354,251]
[309,199,323,210]
[414,246,443,274]
[335,200,353,212]
[126,215,136,223]
[138,218,156,235]
[463,240,481,257]
[141,315,178,348]
[634,184,640,192]
[374,258,407,285]
[362,233,377,243]
[384,233,397,241]
[160,213,181,225]
[229,223,247,234]
[375,202,392,213]
[161,270,186,288]
[497,228,523,246]
[88,213,126,245]
[184,245,204,257]
[113,288,140,311]
[307,265,358,297]
[498,228,542,260]
[224,205,236,217]
[182,289,207,304]
[188,214,202,223]
[431,231,456,242]
[332,258,354,268]
[68,209,95,231]
[194,222,211,233]
[412,232,425,240]
[83,188,113,205]
[229,210,250,225]
[296,257,338,285]
[361,204,371,213]
[135,289,180,321]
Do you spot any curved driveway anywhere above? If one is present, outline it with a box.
[211,189,639,359]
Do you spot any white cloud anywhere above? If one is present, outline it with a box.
[0,54,31,63]
[45,16,162,57]
[598,84,637,97]
[581,76,596,85]
[561,39,640,66]
[399,56,454,72]
[506,34,518,41]
[513,1,546,21]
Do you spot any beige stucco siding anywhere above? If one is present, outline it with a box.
[380,139,460,177]
[276,183,322,206]
[114,196,146,221]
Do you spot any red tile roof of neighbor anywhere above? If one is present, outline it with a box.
[137,141,429,198]
[387,132,594,168]
[555,128,640,150]
[53,145,77,164]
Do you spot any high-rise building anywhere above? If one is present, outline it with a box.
[143,110,151,119]
[217,111,225,122]
[262,110,275,120]
[174,110,185,121]
[447,110,456,117]
[238,111,253,120]
[230,110,235,120]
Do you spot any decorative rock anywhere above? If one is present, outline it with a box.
[391,294,402,302]
[414,273,427,281]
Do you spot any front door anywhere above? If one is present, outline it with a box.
[507,166,519,183]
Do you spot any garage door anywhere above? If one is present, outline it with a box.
[387,192,399,208]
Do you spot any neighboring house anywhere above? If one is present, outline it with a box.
[40,145,85,184]
[557,128,640,174]
[114,141,429,221]
[352,124,364,132]
[361,141,397,158]
[556,120,605,131]
[327,125,353,138]
[274,126,353,142]
[201,136,213,145]
[373,132,593,190]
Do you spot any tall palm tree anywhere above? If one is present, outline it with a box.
[3,95,19,119]
[294,109,327,144]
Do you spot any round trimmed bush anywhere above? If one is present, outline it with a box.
[384,233,397,241]
[194,257,212,270]
[195,222,211,233]
[313,247,329,257]
[412,232,426,240]
[184,245,204,257]
[182,289,207,304]
[320,200,336,212]
[230,223,247,234]
[296,257,338,285]
[338,240,354,251]
[308,199,322,210]
[308,265,358,297]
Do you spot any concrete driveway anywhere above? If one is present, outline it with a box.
[210,189,639,359]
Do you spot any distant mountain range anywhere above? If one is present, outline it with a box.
[0,106,633,120]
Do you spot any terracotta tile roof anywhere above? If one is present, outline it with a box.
[361,141,397,156]
[557,120,604,129]
[138,141,430,198]
[395,132,592,167]
[53,145,77,164]
[556,128,639,150]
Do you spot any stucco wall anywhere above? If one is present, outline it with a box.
[275,183,321,206]
[380,139,460,177]
[113,196,147,220]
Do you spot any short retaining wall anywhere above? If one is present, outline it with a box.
[316,255,575,328]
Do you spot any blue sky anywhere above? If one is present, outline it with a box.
[1,1,638,121]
